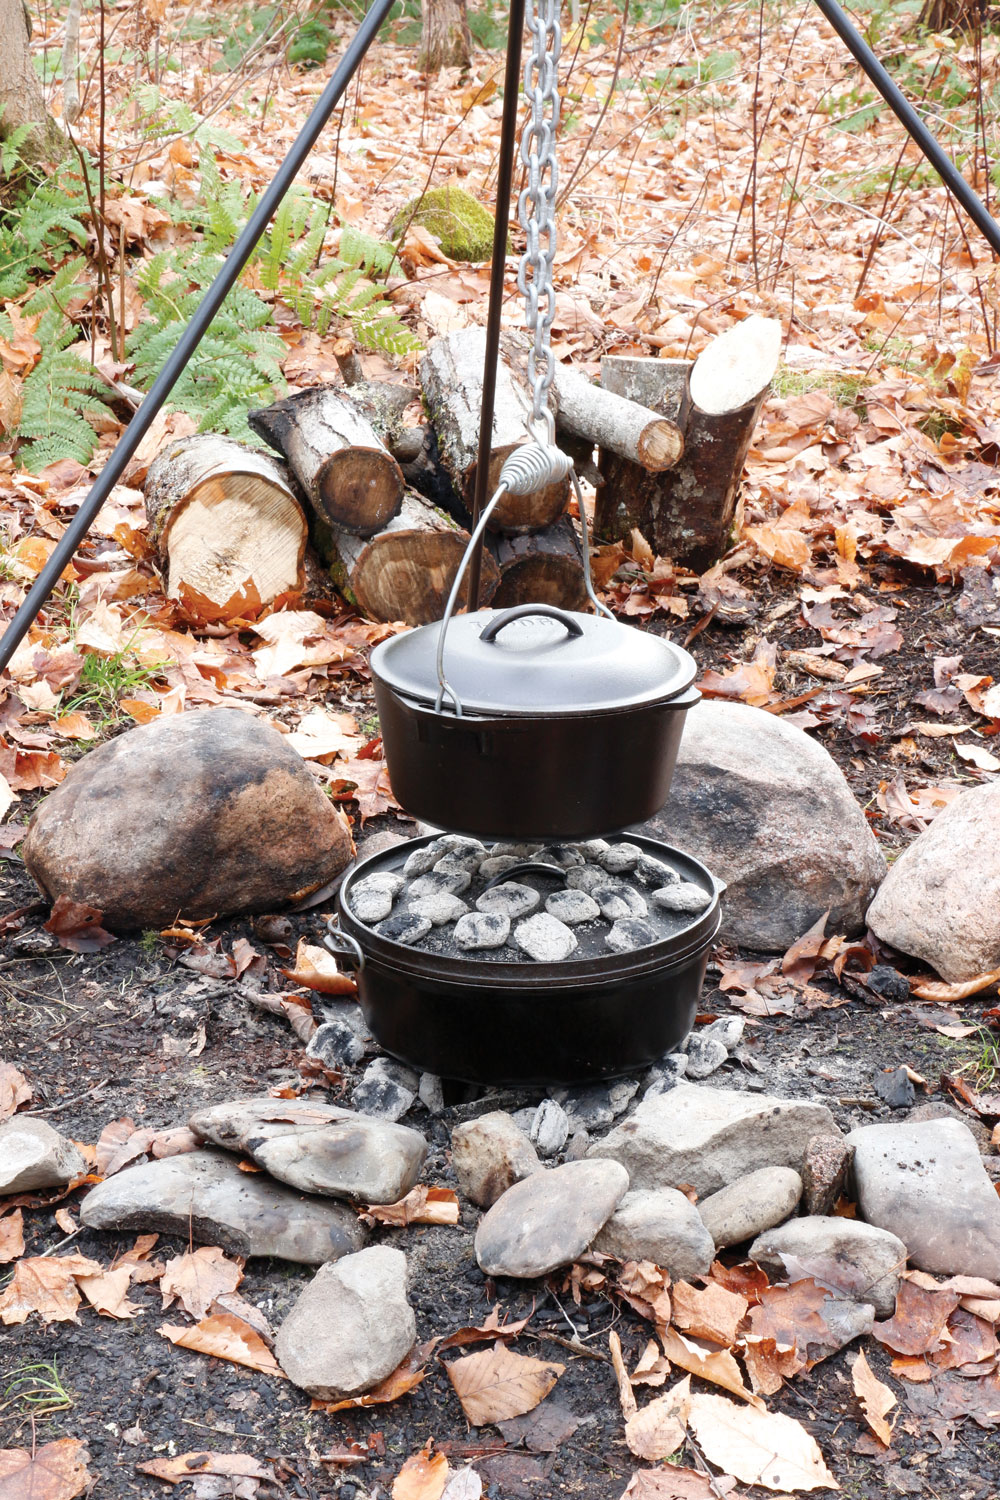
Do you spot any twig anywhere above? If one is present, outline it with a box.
[36,1078,112,1115]
[526,1331,609,1363]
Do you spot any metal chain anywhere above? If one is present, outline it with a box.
[516,0,561,443]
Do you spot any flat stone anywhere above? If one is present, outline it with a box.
[684,1034,728,1080]
[652,882,711,914]
[453,911,510,950]
[594,883,648,921]
[406,891,469,926]
[599,843,642,874]
[475,1160,629,1277]
[451,1112,541,1208]
[0,1117,86,1194]
[188,1097,426,1204]
[514,912,578,962]
[565,865,608,894]
[847,1118,1000,1279]
[589,1083,838,1198]
[21,707,353,929]
[605,917,659,953]
[530,1100,569,1157]
[634,853,677,887]
[594,1188,716,1280]
[409,868,471,897]
[351,1058,418,1122]
[275,1246,414,1398]
[307,1020,366,1071]
[545,889,600,925]
[375,912,432,945]
[80,1149,365,1263]
[479,855,521,881]
[636,700,886,950]
[698,1166,803,1249]
[750,1216,907,1319]
[476,882,540,919]
[801,1133,853,1217]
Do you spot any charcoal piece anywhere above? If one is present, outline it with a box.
[545,889,600,925]
[634,852,677,886]
[407,892,469,926]
[605,917,659,953]
[652,880,711,914]
[454,911,511,951]
[476,881,541,919]
[565,864,607,895]
[875,1066,916,1110]
[594,883,648,921]
[375,912,433,945]
[409,867,471,897]
[514,912,578,962]
[599,842,642,874]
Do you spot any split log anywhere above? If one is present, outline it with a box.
[144,434,307,623]
[595,317,781,571]
[315,491,499,626]
[487,514,587,611]
[249,387,404,538]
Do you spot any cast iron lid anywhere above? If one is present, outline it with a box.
[370,603,697,717]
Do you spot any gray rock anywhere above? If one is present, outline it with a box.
[594,883,648,921]
[700,1017,746,1051]
[634,853,677,887]
[375,912,432,945]
[605,917,659,953]
[352,1058,417,1122]
[475,1160,629,1277]
[80,1149,365,1263]
[476,882,540,919]
[403,844,441,878]
[479,855,521,881]
[453,911,510,950]
[0,1117,86,1194]
[594,1188,716,1280]
[565,864,608,894]
[188,1097,426,1204]
[530,1100,569,1157]
[609,1078,641,1116]
[514,912,578,962]
[564,1086,617,1132]
[599,843,642,874]
[544,889,600,925]
[801,1133,853,1217]
[565,1129,590,1161]
[652,882,712,915]
[409,868,471,897]
[589,1083,838,1198]
[636,700,886,949]
[356,830,409,862]
[317,998,371,1042]
[418,1073,445,1114]
[307,1020,366,1071]
[451,1112,540,1208]
[684,1034,728,1080]
[275,1246,414,1398]
[750,1216,907,1319]
[407,891,469,926]
[698,1166,803,1249]
[21,707,353,929]
[867,781,1000,982]
[847,1118,1000,1279]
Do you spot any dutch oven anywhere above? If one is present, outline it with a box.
[370,602,699,839]
[325,833,722,1086]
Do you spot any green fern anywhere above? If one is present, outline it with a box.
[16,308,106,469]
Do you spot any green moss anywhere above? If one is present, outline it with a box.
[390,186,500,262]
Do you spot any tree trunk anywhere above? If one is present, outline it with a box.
[919,0,980,27]
[487,515,587,611]
[0,0,64,161]
[419,0,471,71]
[144,435,307,623]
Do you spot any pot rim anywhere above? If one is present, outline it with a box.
[374,680,702,727]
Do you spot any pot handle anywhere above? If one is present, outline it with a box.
[479,604,585,644]
[323,919,366,973]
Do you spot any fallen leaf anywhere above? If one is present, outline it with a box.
[927,1307,998,1371]
[136,1452,272,1484]
[445,1344,564,1426]
[0,1438,92,1499]
[160,1247,244,1320]
[659,1326,762,1408]
[314,1339,438,1412]
[851,1348,896,1445]
[620,1467,744,1498]
[282,939,358,995]
[440,1468,483,1499]
[0,1064,32,1121]
[159,1313,286,1378]
[364,1186,460,1227]
[617,1260,673,1326]
[439,1307,534,1350]
[671,1280,748,1346]
[392,1446,451,1500]
[76,1264,141,1320]
[698,640,778,708]
[285,707,361,761]
[43,896,116,953]
[872,1280,960,1357]
[0,1211,25,1264]
[0,1253,103,1325]
[625,1376,691,1461]
[910,968,1000,1001]
[688,1391,838,1491]
[329,756,400,822]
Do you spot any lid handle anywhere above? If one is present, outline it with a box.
[480,604,585,643]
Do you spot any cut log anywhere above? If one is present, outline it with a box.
[487,515,587,611]
[249,387,404,538]
[420,328,570,535]
[315,492,499,626]
[144,434,307,623]
[551,364,684,471]
[595,318,781,571]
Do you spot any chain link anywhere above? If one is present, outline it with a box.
[516,0,561,442]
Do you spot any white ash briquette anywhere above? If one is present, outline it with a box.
[475,881,540,919]
[514,911,578,962]
[653,881,712,914]
[545,888,601,925]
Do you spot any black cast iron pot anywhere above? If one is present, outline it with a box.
[324,833,723,1086]
[370,603,699,840]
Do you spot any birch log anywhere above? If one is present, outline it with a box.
[144,434,307,623]
[487,514,587,610]
[249,387,404,537]
[551,364,684,471]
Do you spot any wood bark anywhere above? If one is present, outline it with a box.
[315,492,499,626]
[249,387,404,538]
[420,329,570,535]
[487,515,587,611]
[419,0,471,71]
[0,0,64,159]
[551,364,684,471]
[144,435,307,623]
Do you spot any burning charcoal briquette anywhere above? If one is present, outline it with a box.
[565,864,607,894]
[350,875,401,923]
[593,883,648,921]
[652,881,711,914]
[435,850,482,878]
[605,917,659,953]
[409,867,472,897]
[434,833,485,859]
[575,839,610,860]
[489,842,542,858]
[634,852,678,886]
[407,891,469,926]
[475,881,540,919]
[514,912,578,962]
[375,911,433,944]
[531,844,584,869]
[599,841,642,875]
[403,844,441,879]
[545,888,600,925]
[453,911,510,951]
[478,854,522,881]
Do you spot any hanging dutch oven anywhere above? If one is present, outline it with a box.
[370,602,699,839]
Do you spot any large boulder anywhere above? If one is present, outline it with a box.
[22,707,352,928]
[637,701,885,950]
[866,781,1000,982]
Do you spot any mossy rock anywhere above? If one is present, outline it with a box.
[389,186,503,263]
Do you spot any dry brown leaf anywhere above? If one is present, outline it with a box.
[77,1265,141,1320]
[872,1280,960,1357]
[851,1349,896,1446]
[392,1446,451,1500]
[282,939,358,995]
[609,1330,638,1419]
[445,1344,564,1426]
[314,1339,438,1412]
[631,1338,671,1388]
[136,1452,272,1484]
[0,1211,24,1265]
[624,1376,691,1462]
[0,1438,92,1499]
[160,1246,243,1320]
[620,1467,744,1498]
[671,1280,748,1346]
[688,1391,838,1491]
[0,1253,102,1325]
[0,1064,32,1122]
[159,1312,286,1378]
[364,1186,460,1227]
[659,1326,762,1408]
[910,968,1000,1001]
[617,1260,673,1326]
[439,1307,533,1350]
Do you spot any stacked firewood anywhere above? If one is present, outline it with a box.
[143,318,779,627]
